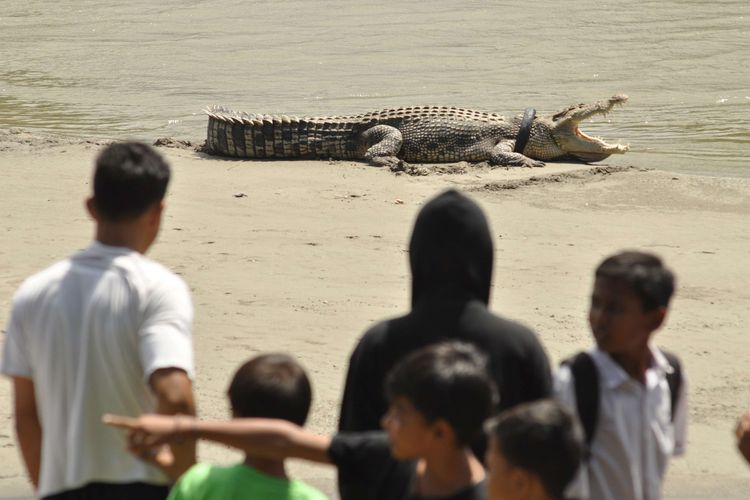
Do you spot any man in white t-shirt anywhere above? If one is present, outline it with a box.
[1,142,196,499]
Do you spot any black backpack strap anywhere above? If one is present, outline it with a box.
[562,352,600,448]
[562,349,682,453]
[660,349,683,422]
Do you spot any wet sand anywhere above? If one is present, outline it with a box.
[1,131,749,498]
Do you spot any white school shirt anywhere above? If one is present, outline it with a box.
[1,242,195,498]
[555,346,687,500]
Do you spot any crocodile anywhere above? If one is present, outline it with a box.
[203,94,629,168]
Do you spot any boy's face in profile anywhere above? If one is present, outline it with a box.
[589,276,663,354]
[381,396,437,460]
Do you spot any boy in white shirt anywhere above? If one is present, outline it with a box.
[555,251,687,500]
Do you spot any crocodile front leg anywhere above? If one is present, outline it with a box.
[489,140,545,168]
[360,125,404,168]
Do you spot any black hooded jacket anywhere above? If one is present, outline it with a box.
[338,189,553,434]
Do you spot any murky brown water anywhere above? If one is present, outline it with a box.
[1,0,748,176]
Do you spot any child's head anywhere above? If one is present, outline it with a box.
[382,342,497,459]
[590,251,675,353]
[92,142,171,222]
[595,251,675,311]
[485,400,584,500]
[227,353,312,426]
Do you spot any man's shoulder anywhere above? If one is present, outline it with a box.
[126,253,182,280]
[353,316,408,355]
[13,258,73,302]
[351,314,440,374]
[360,314,406,340]
[473,308,546,356]
[482,308,537,338]
[116,253,188,296]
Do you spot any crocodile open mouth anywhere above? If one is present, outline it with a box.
[567,124,629,162]
[575,126,615,148]
[552,94,629,161]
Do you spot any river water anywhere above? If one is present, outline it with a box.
[1,0,748,177]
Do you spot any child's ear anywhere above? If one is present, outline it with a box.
[85,197,99,221]
[431,419,456,444]
[648,306,668,331]
[147,200,165,226]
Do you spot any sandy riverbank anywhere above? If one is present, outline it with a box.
[1,129,749,498]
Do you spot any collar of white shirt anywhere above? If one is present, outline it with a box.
[86,241,138,256]
[589,345,674,389]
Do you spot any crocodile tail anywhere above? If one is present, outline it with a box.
[204,106,313,158]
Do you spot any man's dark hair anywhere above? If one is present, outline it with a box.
[488,400,584,499]
[93,142,171,221]
[595,250,675,311]
[227,353,312,426]
[385,342,498,446]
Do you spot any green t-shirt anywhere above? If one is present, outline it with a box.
[168,463,329,500]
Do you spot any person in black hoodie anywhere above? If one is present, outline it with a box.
[338,189,552,468]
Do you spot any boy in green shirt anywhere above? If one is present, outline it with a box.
[154,353,327,500]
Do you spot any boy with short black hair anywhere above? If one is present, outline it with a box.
[333,341,495,500]
[165,353,326,499]
[106,342,497,500]
[485,400,584,500]
[555,251,688,500]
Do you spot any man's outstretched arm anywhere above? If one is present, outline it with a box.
[13,377,41,489]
